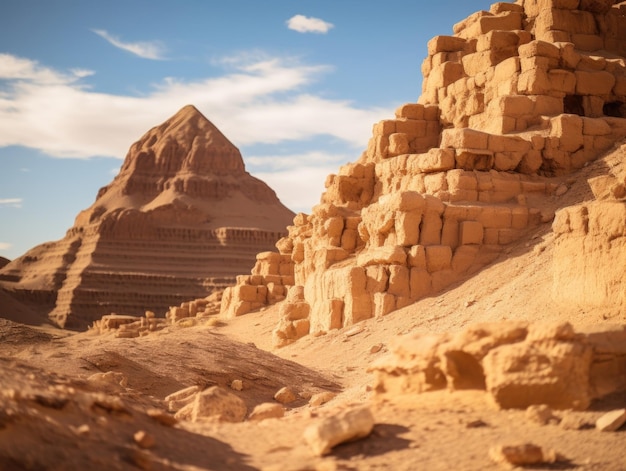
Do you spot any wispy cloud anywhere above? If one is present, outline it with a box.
[287,15,334,34]
[0,198,23,208]
[0,52,391,159]
[0,242,12,251]
[92,29,167,60]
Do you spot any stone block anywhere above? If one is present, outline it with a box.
[479,207,512,229]
[184,387,247,423]
[550,114,584,152]
[549,69,576,95]
[389,190,427,211]
[374,292,396,317]
[395,211,422,247]
[395,103,424,120]
[582,118,611,136]
[518,40,560,60]
[388,265,410,298]
[535,8,597,36]
[425,245,453,273]
[429,61,466,89]
[441,126,487,151]
[427,35,467,55]
[407,149,456,174]
[477,30,520,52]
[388,133,410,156]
[524,0,579,17]
[575,70,616,95]
[518,69,552,95]
[366,265,389,292]
[410,268,432,299]
[408,245,427,269]
[532,95,563,116]
[357,246,407,267]
[303,406,375,456]
[452,245,479,273]
[419,212,443,246]
[459,221,484,245]
[483,337,592,410]
[455,149,495,171]
[441,219,459,248]
[572,33,604,51]
[477,11,523,35]
[579,0,614,13]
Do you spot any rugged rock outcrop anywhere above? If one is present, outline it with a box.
[221,0,626,347]
[0,105,294,328]
[369,321,626,410]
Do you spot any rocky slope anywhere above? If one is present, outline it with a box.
[0,105,294,328]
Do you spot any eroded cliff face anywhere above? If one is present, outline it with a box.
[220,0,626,346]
[0,105,295,328]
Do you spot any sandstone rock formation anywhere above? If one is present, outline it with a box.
[0,105,294,328]
[220,0,626,347]
[369,321,626,410]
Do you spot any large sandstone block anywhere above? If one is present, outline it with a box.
[524,0,580,17]
[441,128,489,149]
[535,8,597,36]
[455,149,495,171]
[407,149,455,174]
[575,70,616,95]
[483,336,593,410]
[427,35,468,55]
[425,245,452,273]
[459,221,484,245]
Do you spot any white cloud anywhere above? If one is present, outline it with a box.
[287,14,334,34]
[92,29,166,60]
[0,198,23,208]
[247,151,352,212]
[251,166,336,213]
[0,52,392,160]
[0,242,12,251]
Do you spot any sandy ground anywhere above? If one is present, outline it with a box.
[1,146,625,470]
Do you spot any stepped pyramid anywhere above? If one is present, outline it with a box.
[0,105,295,328]
[221,0,626,346]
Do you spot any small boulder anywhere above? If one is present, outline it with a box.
[248,403,285,421]
[309,392,337,407]
[525,404,558,426]
[274,387,297,404]
[175,386,247,423]
[303,406,375,456]
[596,409,626,432]
[489,443,558,467]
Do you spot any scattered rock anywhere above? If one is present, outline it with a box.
[596,409,626,432]
[370,343,383,354]
[175,386,247,423]
[134,430,155,449]
[230,379,243,391]
[309,392,337,407]
[248,403,285,421]
[86,371,128,391]
[344,326,365,338]
[146,409,177,427]
[466,419,488,429]
[525,404,558,426]
[165,385,199,412]
[489,443,558,467]
[303,406,375,456]
[555,184,569,196]
[559,412,592,431]
[274,387,297,404]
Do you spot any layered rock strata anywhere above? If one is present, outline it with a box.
[220,0,626,346]
[0,105,294,328]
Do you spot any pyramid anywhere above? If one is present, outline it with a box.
[220,0,626,346]
[0,105,295,328]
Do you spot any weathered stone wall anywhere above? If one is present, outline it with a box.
[220,1,626,347]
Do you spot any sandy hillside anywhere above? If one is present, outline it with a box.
[1,146,625,470]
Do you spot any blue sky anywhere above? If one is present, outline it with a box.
[0,1,484,260]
